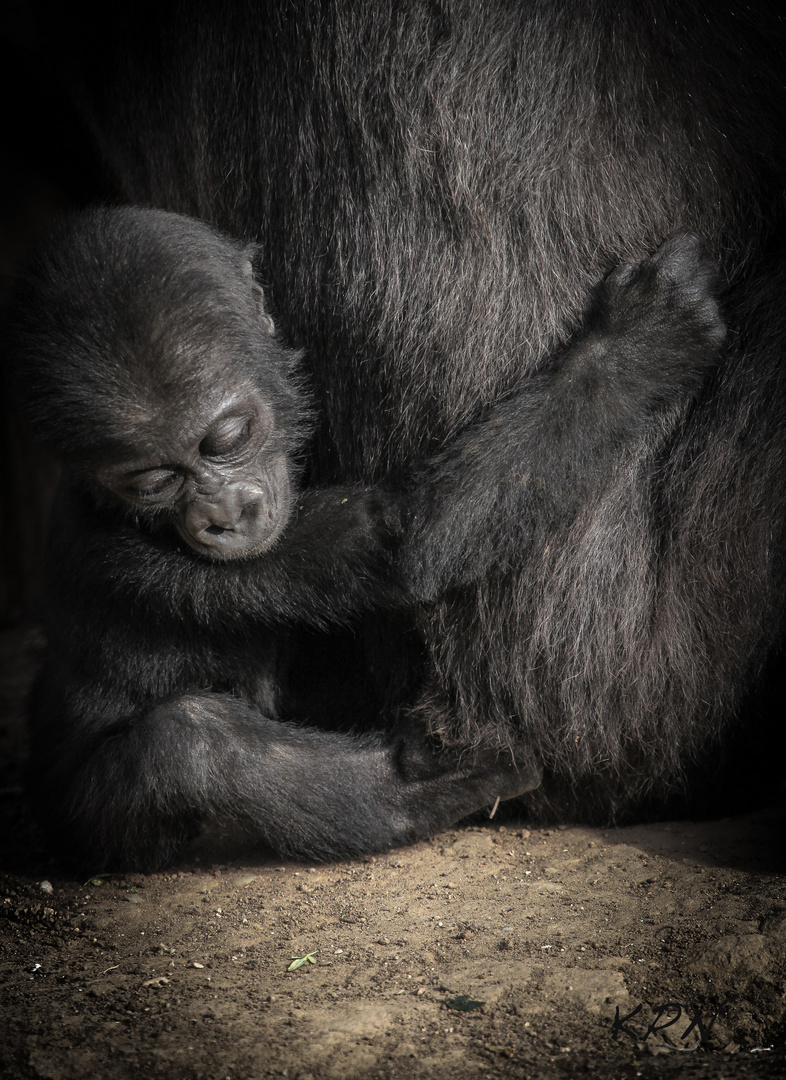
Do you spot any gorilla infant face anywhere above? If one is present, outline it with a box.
[9,206,309,561]
[96,378,294,560]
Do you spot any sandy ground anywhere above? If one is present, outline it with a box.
[2,628,786,1080]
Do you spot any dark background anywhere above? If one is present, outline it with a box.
[0,6,110,627]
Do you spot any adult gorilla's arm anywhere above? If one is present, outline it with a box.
[400,234,725,601]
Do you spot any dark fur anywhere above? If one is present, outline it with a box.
[10,0,786,865]
[9,203,722,867]
[10,205,547,869]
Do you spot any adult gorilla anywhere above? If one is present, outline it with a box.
[13,0,786,866]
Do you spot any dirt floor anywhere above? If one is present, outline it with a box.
[2,629,786,1080]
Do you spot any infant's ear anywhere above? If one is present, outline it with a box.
[242,253,276,334]
[243,256,276,336]
[252,282,275,336]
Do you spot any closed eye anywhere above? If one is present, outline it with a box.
[122,468,182,502]
[199,414,252,458]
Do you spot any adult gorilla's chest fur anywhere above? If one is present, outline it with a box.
[70,3,779,482]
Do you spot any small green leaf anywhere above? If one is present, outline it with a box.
[445,994,485,1011]
[83,874,112,887]
[288,950,318,971]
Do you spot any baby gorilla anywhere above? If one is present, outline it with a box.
[8,207,724,870]
[15,207,308,562]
